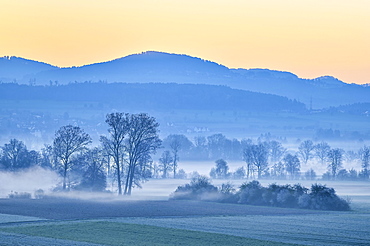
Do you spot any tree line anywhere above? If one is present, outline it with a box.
[0,112,161,195]
[160,134,369,181]
[1,113,369,195]
[208,139,369,181]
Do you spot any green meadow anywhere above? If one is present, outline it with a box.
[0,221,297,246]
[1,194,370,246]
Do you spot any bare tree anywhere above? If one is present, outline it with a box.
[298,140,314,164]
[100,112,129,195]
[345,150,360,164]
[159,150,173,178]
[304,168,317,180]
[359,146,370,179]
[233,166,246,179]
[163,135,186,178]
[40,144,56,169]
[78,147,107,191]
[314,142,330,165]
[137,153,153,180]
[123,113,161,195]
[283,154,301,179]
[271,162,285,179]
[267,140,286,164]
[0,139,29,170]
[53,125,91,190]
[215,159,229,179]
[242,143,254,179]
[243,143,268,179]
[327,148,343,180]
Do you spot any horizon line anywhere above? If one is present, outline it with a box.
[1,51,367,85]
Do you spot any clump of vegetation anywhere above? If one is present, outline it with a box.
[298,184,350,211]
[171,178,350,211]
[170,176,219,201]
[238,182,308,208]
[34,189,45,199]
[8,191,32,199]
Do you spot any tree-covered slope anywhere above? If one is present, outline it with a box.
[0,82,306,112]
[1,51,369,108]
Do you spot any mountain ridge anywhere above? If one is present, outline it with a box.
[0,51,346,85]
[1,51,369,108]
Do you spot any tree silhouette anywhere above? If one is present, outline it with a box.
[159,150,173,178]
[101,112,129,195]
[123,113,161,195]
[327,148,343,180]
[53,125,91,190]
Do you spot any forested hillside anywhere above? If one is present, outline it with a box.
[0,82,305,112]
[2,51,369,108]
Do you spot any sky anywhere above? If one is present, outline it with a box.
[0,0,369,84]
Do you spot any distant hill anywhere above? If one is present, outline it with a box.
[0,56,57,83]
[1,51,369,108]
[0,82,305,113]
[26,51,231,85]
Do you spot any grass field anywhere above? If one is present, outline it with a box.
[111,213,370,245]
[0,221,296,246]
[0,180,370,245]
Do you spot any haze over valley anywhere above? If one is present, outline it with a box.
[1,0,370,244]
[1,51,369,145]
[1,51,370,246]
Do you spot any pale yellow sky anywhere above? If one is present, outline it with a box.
[0,0,369,84]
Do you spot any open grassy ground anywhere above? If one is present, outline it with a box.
[0,197,369,245]
[110,212,370,245]
[0,199,321,220]
[0,221,296,246]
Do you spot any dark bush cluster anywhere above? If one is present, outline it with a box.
[238,181,350,211]
[170,176,219,201]
[8,191,32,199]
[301,184,351,211]
[170,178,350,211]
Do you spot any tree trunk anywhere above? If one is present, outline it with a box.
[173,152,178,179]
[114,153,122,195]
[246,163,250,179]
[173,162,176,179]
[127,163,135,195]
[124,164,132,195]
[62,161,68,190]
[116,163,122,195]
[257,166,261,179]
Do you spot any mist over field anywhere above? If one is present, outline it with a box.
[1,51,370,245]
[0,167,59,198]
[0,53,369,197]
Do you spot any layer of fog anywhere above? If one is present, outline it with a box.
[0,161,367,202]
[0,167,59,198]
[136,178,370,204]
[178,160,362,177]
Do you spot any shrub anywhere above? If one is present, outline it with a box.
[170,180,350,211]
[170,176,218,201]
[238,181,266,206]
[34,189,45,199]
[8,191,32,199]
[305,184,350,211]
[219,182,238,203]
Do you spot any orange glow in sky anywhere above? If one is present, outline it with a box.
[0,0,369,84]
